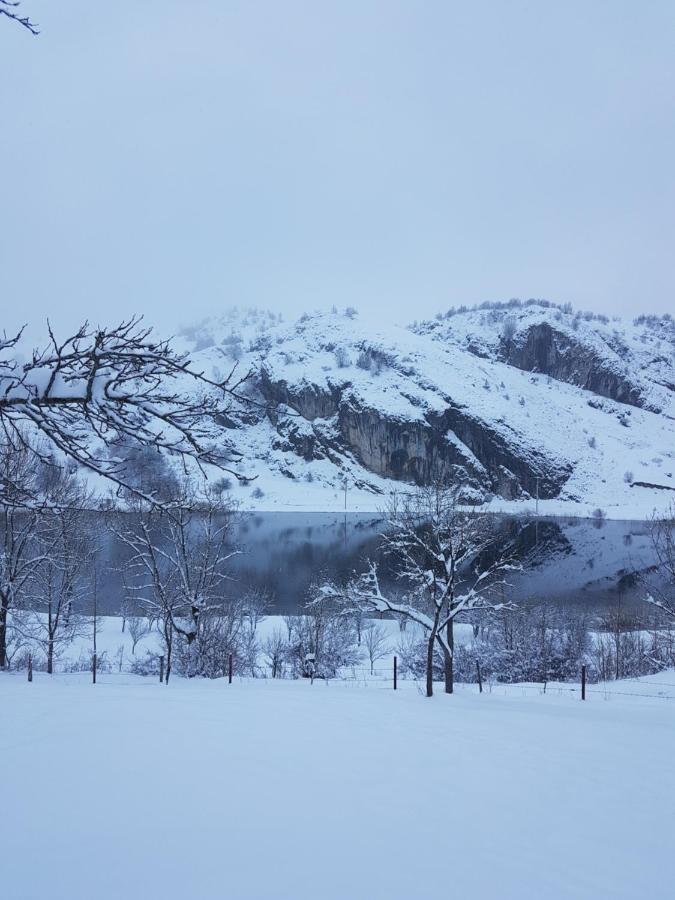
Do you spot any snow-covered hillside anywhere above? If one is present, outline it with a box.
[174,302,675,519]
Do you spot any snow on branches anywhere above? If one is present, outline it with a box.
[326,484,520,697]
[0,318,250,504]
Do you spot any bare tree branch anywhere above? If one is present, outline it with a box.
[0,318,252,505]
[0,1,38,34]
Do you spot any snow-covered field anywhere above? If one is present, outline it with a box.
[3,669,674,900]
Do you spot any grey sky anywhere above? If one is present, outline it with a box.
[2,1,674,339]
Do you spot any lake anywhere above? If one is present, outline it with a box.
[93,511,662,618]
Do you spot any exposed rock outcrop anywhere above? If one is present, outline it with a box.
[501,322,648,409]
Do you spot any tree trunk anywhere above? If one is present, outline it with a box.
[47,639,54,675]
[444,617,454,694]
[0,595,8,670]
[426,630,436,697]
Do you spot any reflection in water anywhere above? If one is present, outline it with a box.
[84,512,665,617]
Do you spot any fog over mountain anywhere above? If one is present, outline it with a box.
[2,1,675,337]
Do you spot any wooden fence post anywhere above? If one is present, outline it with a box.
[228,653,233,685]
[159,655,164,684]
[28,654,33,683]
[581,664,587,701]
[393,655,397,690]
[476,660,483,694]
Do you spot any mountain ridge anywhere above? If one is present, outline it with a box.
[175,301,675,518]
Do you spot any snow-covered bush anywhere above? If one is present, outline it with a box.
[502,316,517,342]
[356,350,373,370]
[334,347,351,368]
[262,628,289,678]
[222,332,244,360]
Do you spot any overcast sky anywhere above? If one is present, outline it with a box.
[2,1,674,339]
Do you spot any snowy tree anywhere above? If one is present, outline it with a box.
[127,615,149,655]
[22,468,97,673]
[112,480,241,681]
[361,622,391,675]
[287,582,360,679]
[0,319,249,505]
[262,627,288,678]
[332,485,518,697]
[644,503,675,620]
[0,437,55,668]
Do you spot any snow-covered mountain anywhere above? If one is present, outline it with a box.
[175,301,675,518]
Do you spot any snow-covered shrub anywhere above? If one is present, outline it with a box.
[623,471,634,484]
[128,651,162,677]
[212,476,233,494]
[64,651,112,674]
[588,436,597,449]
[251,486,265,499]
[344,306,358,319]
[249,334,272,354]
[502,317,517,342]
[334,347,351,368]
[356,350,372,370]
[286,586,360,679]
[262,628,289,678]
[454,607,593,685]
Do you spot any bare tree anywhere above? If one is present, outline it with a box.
[127,615,149,655]
[0,0,38,34]
[0,319,249,505]
[23,469,97,673]
[288,583,360,680]
[332,485,518,697]
[644,503,675,619]
[362,622,391,676]
[112,480,241,680]
[262,627,288,678]
[0,438,52,668]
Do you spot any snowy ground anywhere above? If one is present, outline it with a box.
[3,669,675,900]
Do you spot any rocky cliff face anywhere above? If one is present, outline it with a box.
[182,303,675,512]
[501,322,648,409]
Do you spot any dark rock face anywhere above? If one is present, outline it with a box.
[260,370,341,421]
[435,405,570,499]
[336,403,487,496]
[502,323,647,409]
[258,371,571,501]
